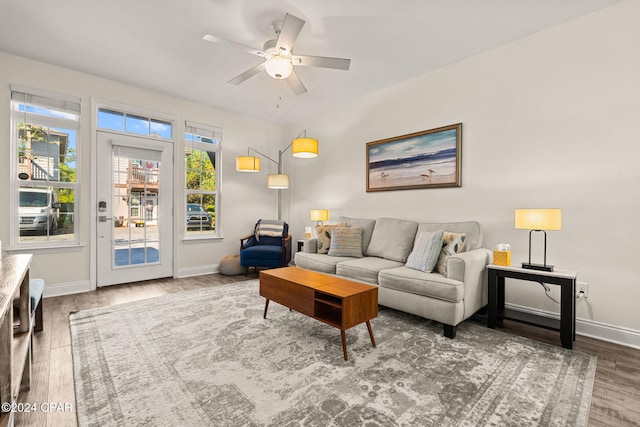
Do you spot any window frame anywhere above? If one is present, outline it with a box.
[184,120,222,239]
[10,86,82,250]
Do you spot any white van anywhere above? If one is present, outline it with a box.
[19,188,60,233]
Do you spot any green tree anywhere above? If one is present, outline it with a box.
[186,149,216,191]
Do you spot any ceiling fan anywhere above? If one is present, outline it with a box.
[202,13,351,95]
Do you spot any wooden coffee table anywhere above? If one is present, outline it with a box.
[260,267,378,361]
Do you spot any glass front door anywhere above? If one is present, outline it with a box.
[96,132,173,286]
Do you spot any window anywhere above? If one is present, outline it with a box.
[11,87,80,247]
[185,121,221,236]
[97,108,172,139]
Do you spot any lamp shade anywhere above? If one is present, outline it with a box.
[310,209,330,222]
[236,156,260,172]
[515,209,562,230]
[267,174,289,189]
[264,56,293,79]
[292,138,318,158]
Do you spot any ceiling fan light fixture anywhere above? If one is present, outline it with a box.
[265,55,293,79]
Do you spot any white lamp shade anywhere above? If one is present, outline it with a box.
[292,138,318,158]
[267,174,289,189]
[310,209,330,221]
[236,156,260,172]
[515,209,562,230]
[264,56,293,79]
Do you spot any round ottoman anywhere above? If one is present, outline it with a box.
[220,254,245,276]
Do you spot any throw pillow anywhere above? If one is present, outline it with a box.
[328,227,363,258]
[405,230,444,273]
[436,232,467,275]
[316,223,346,254]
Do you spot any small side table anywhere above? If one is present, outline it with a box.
[487,264,577,349]
[297,240,304,252]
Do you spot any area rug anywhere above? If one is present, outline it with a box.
[70,280,596,426]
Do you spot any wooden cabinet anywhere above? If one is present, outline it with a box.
[0,254,33,427]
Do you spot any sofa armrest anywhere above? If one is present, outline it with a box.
[447,248,492,317]
[302,238,318,253]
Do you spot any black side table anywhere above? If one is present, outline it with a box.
[487,264,577,349]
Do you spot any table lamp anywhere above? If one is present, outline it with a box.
[515,209,562,272]
[310,209,329,226]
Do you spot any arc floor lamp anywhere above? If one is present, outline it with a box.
[236,130,318,220]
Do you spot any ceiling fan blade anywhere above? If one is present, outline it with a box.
[202,34,267,58]
[292,55,351,70]
[275,14,305,53]
[228,63,265,85]
[286,70,307,95]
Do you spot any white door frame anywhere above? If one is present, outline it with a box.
[90,99,177,290]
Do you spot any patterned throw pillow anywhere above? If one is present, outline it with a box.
[328,227,363,258]
[316,223,346,254]
[436,232,466,275]
[405,230,444,273]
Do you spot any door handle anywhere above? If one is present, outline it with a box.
[98,216,113,222]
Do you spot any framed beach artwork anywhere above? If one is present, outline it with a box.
[366,123,462,192]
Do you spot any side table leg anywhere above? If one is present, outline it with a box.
[263,299,269,319]
[560,280,574,349]
[488,269,498,328]
[341,330,348,361]
[366,320,376,347]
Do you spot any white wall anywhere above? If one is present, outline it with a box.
[0,51,284,291]
[284,0,640,339]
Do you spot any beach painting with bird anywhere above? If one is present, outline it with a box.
[366,123,462,192]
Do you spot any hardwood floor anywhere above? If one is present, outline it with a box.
[14,272,640,426]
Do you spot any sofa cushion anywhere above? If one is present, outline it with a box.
[378,266,464,303]
[328,227,363,258]
[337,217,376,254]
[366,218,418,262]
[294,252,355,274]
[406,230,444,273]
[436,232,466,275]
[336,257,405,284]
[315,223,346,254]
[417,221,482,250]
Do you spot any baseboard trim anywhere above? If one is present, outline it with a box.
[177,264,219,278]
[505,303,640,350]
[43,280,92,298]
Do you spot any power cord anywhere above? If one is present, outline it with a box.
[538,281,587,303]
[537,281,560,304]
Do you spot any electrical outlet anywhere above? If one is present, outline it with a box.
[577,282,589,299]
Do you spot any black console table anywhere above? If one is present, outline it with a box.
[487,264,577,349]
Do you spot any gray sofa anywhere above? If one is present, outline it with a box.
[294,217,492,338]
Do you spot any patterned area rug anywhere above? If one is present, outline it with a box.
[70,281,595,426]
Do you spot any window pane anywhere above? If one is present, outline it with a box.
[17,123,77,183]
[125,114,150,136]
[19,186,75,243]
[151,119,172,139]
[185,148,216,191]
[186,194,215,234]
[97,109,125,131]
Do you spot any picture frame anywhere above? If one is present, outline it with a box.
[366,123,462,192]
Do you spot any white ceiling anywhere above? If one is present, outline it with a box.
[0,0,619,124]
